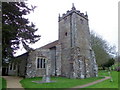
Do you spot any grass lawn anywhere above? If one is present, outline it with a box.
[20,76,103,88]
[85,71,119,88]
[20,70,119,88]
[0,77,6,89]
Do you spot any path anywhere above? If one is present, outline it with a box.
[2,76,24,89]
[73,76,111,88]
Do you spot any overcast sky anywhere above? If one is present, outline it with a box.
[15,0,119,56]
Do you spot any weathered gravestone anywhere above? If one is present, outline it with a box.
[32,60,56,83]
[42,63,51,82]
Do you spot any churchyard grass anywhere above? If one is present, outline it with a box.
[85,71,119,88]
[0,77,6,89]
[20,70,119,88]
[20,76,103,88]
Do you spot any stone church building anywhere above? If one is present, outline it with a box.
[8,5,98,78]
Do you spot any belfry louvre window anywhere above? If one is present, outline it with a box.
[37,57,46,69]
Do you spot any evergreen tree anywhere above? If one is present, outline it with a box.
[2,2,40,63]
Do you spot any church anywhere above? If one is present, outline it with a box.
[8,4,98,78]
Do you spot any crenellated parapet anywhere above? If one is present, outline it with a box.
[58,3,88,22]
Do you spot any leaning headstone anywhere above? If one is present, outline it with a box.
[44,61,51,82]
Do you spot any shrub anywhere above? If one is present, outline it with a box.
[115,67,120,72]
[101,58,115,70]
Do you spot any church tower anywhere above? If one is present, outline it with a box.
[58,4,98,78]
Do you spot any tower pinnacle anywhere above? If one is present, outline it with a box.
[72,3,76,10]
[85,11,88,17]
[58,13,61,21]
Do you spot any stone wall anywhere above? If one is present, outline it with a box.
[18,55,28,77]
[26,49,51,78]
[8,65,18,76]
[56,44,62,76]
[8,53,28,77]
[59,14,72,77]
[50,47,56,76]
[72,12,98,78]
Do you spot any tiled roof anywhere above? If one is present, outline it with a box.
[40,40,59,49]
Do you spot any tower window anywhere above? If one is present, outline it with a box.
[80,19,84,24]
[65,32,67,36]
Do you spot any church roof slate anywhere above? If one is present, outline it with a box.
[40,40,59,49]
